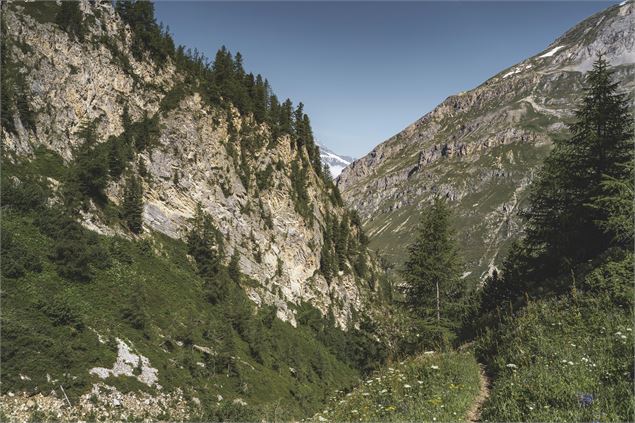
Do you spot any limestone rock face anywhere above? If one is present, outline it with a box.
[2,1,372,329]
[338,1,635,279]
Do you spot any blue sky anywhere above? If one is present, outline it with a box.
[155,1,616,157]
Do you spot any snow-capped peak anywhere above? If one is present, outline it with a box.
[318,143,354,178]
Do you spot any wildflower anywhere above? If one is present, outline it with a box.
[351,410,358,414]
[620,335,627,339]
[380,389,388,394]
[418,381,423,384]
[570,343,576,347]
[506,364,518,369]
[362,392,370,396]
[578,393,593,407]
[430,365,439,370]
[528,405,534,411]
[568,361,574,365]
[404,384,411,388]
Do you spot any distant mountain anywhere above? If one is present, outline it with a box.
[338,1,634,279]
[318,143,354,177]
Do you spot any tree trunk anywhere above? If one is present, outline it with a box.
[436,280,440,322]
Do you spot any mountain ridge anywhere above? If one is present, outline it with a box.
[338,0,635,278]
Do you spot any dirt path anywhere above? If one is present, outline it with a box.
[466,364,490,422]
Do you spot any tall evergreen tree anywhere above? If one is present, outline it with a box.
[55,1,85,41]
[122,175,144,234]
[524,55,633,267]
[187,204,224,278]
[400,198,465,326]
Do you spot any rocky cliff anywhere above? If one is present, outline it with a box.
[2,0,376,328]
[338,1,635,279]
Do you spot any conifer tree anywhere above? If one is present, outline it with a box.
[122,175,144,234]
[186,204,224,280]
[400,198,464,326]
[523,55,633,268]
[55,1,85,41]
[228,249,241,283]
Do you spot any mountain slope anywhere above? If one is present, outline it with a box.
[1,0,378,328]
[0,1,387,419]
[338,1,634,279]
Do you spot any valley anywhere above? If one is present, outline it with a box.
[1,1,633,422]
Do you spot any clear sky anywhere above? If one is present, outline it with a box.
[155,1,616,158]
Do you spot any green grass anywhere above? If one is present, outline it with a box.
[1,209,366,420]
[310,351,481,422]
[477,292,634,422]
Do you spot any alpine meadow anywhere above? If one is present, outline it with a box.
[1,1,633,422]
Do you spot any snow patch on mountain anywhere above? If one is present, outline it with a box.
[539,45,565,58]
[318,144,354,177]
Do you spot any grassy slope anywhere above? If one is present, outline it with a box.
[310,351,481,422]
[477,254,634,422]
[0,150,371,421]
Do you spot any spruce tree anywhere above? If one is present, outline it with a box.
[122,175,144,234]
[55,1,85,41]
[400,198,464,326]
[520,55,633,278]
[187,204,224,277]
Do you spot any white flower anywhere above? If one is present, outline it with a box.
[362,392,370,396]
[351,410,358,414]
[506,364,518,369]
[430,365,439,370]
[404,384,411,388]
[620,335,627,339]
[418,380,423,384]
[528,405,534,410]
[380,389,388,394]
[570,343,576,347]
[567,361,574,365]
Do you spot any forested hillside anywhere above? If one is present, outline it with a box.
[0,1,388,420]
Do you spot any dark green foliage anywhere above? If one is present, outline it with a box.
[115,0,174,64]
[69,121,109,204]
[256,163,274,191]
[37,291,84,330]
[1,228,42,278]
[228,249,241,283]
[523,56,633,275]
[55,1,85,41]
[133,111,160,151]
[400,198,467,347]
[121,283,148,331]
[107,135,126,178]
[471,58,634,421]
[49,213,100,282]
[187,205,228,303]
[290,161,312,220]
[122,175,144,234]
[479,57,634,313]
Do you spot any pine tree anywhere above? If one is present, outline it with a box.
[108,136,125,178]
[55,1,85,41]
[122,175,144,234]
[187,204,224,277]
[228,249,241,283]
[400,198,465,326]
[524,55,633,267]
